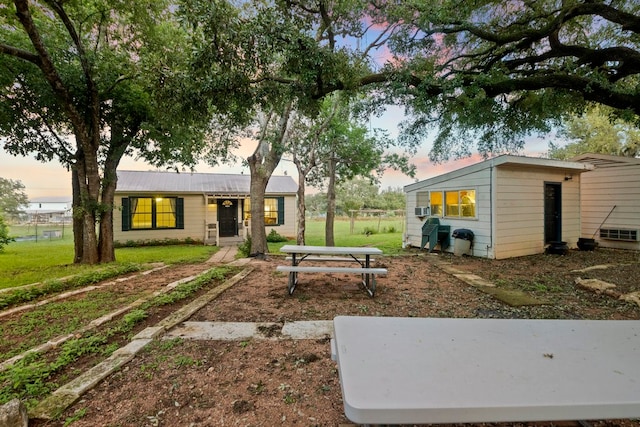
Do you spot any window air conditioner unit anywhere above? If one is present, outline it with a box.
[415,207,430,217]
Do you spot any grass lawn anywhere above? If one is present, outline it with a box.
[268,216,405,254]
[1,225,218,289]
[1,217,405,289]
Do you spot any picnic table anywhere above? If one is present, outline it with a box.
[277,245,385,297]
[331,316,640,425]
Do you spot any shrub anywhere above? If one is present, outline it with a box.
[0,214,14,252]
[266,229,288,243]
[238,235,251,257]
[362,226,377,236]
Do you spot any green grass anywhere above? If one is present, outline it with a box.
[268,217,405,254]
[0,225,218,289]
[1,217,405,289]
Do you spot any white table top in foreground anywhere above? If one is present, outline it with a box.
[279,245,382,256]
[332,316,640,425]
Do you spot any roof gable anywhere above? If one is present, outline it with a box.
[116,171,298,194]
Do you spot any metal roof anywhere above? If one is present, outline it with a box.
[404,154,594,192]
[116,170,298,195]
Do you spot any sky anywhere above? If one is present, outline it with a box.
[0,104,553,200]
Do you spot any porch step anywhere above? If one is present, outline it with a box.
[218,237,244,246]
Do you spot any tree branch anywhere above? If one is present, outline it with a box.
[0,43,41,64]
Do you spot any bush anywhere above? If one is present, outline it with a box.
[237,235,251,257]
[0,215,14,252]
[266,229,288,243]
[113,237,201,248]
[362,226,377,236]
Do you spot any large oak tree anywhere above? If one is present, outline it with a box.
[374,0,640,161]
[0,0,208,263]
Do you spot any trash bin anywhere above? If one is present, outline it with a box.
[452,229,474,256]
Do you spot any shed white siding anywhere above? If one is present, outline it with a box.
[577,157,640,251]
[494,166,581,259]
[405,155,591,259]
[405,167,493,258]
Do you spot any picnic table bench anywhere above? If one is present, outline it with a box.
[278,245,386,297]
[331,316,640,425]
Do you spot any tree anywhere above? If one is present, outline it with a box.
[376,187,406,211]
[0,177,28,222]
[0,0,207,264]
[181,0,403,256]
[310,95,414,246]
[305,193,327,218]
[549,105,640,160]
[377,1,640,161]
[0,213,14,252]
[335,177,380,215]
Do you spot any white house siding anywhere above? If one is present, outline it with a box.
[113,194,207,244]
[580,162,640,251]
[405,168,493,258]
[278,195,297,238]
[493,166,581,259]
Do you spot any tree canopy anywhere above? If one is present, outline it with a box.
[0,177,28,221]
[549,104,640,160]
[0,0,210,263]
[375,0,640,161]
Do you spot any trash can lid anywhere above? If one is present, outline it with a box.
[452,228,474,240]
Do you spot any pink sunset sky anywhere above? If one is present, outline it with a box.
[0,105,552,200]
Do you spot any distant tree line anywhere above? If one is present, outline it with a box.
[305,178,405,217]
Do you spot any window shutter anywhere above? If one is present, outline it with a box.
[121,198,130,231]
[277,196,285,225]
[176,198,184,229]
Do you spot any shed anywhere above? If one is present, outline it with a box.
[404,155,593,259]
[113,170,298,246]
[573,153,640,251]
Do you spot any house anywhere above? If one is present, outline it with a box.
[25,197,72,223]
[404,155,594,259]
[573,153,640,251]
[113,170,298,246]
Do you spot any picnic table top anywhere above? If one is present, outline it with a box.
[331,316,640,424]
[279,245,382,256]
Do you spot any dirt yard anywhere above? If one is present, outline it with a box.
[31,247,640,427]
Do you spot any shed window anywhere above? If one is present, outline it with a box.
[444,190,476,218]
[122,197,184,230]
[430,192,443,216]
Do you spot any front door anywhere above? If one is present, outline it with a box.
[218,199,238,237]
[544,183,562,243]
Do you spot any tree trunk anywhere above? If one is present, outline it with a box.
[71,168,83,264]
[247,105,293,257]
[248,168,269,258]
[98,166,117,263]
[325,157,337,246]
[78,144,103,264]
[98,118,130,263]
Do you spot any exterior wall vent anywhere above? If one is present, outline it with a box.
[415,207,430,217]
[599,229,638,242]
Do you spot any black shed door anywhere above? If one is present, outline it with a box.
[544,183,562,243]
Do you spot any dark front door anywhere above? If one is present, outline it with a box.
[218,199,238,237]
[544,183,562,243]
